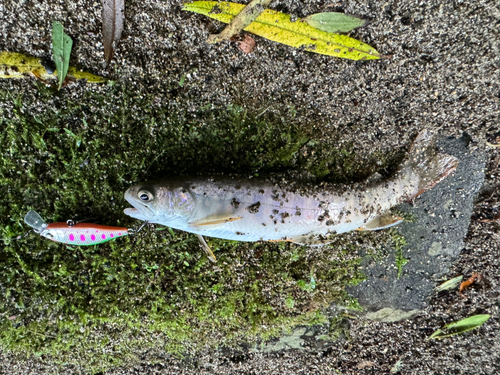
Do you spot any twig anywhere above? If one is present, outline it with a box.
[207,0,272,44]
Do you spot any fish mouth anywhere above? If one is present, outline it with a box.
[124,187,157,220]
[124,207,152,221]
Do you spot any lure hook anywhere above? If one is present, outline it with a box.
[127,221,149,235]
[0,230,33,243]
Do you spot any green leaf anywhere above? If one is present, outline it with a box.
[64,128,77,139]
[52,21,73,90]
[434,275,463,292]
[427,314,490,340]
[303,12,368,33]
[67,66,107,83]
[183,2,380,60]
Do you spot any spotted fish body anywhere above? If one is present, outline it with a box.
[124,131,458,246]
[40,223,129,245]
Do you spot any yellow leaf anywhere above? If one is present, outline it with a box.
[0,52,49,79]
[183,1,380,60]
[67,67,107,83]
[0,51,106,83]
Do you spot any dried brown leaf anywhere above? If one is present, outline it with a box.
[459,273,483,297]
[236,34,256,54]
[102,0,125,64]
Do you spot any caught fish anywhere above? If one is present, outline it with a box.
[23,210,131,246]
[124,131,458,259]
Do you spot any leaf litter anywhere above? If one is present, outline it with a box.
[102,0,125,64]
[232,34,256,54]
[183,1,381,60]
[434,275,463,292]
[0,51,106,83]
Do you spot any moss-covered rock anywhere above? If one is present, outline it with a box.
[0,84,402,373]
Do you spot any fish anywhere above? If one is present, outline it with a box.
[124,130,458,260]
[23,210,130,246]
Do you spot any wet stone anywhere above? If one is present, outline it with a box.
[245,134,485,356]
[347,134,486,315]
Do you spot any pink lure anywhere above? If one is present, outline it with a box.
[41,222,128,246]
[24,210,129,246]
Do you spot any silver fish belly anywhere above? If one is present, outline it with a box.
[124,131,458,246]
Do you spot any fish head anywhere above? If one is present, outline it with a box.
[124,181,196,224]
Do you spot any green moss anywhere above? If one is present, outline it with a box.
[390,207,417,223]
[388,229,409,279]
[0,84,401,373]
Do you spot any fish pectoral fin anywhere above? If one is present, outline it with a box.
[358,214,402,231]
[288,233,334,247]
[188,216,243,229]
[197,234,217,263]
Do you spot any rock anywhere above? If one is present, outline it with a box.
[347,134,486,317]
[243,134,486,355]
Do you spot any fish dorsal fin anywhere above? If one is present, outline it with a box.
[357,214,402,231]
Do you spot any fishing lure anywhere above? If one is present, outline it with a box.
[23,210,133,246]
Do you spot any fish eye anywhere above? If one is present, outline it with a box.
[138,190,154,202]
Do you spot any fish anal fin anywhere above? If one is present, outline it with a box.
[359,214,402,231]
[189,216,243,229]
[197,234,217,263]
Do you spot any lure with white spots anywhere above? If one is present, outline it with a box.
[124,131,458,251]
[24,210,129,246]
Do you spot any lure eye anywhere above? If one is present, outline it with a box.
[138,190,154,202]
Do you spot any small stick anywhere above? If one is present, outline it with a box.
[486,137,500,148]
[478,213,500,223]
[207,0,272,44]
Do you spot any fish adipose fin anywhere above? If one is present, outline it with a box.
[356,214,402,231]
[197,234,217,263]
[189,216,243,229]
[407,130,459,198]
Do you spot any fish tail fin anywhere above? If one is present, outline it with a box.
[406,130,458,198]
